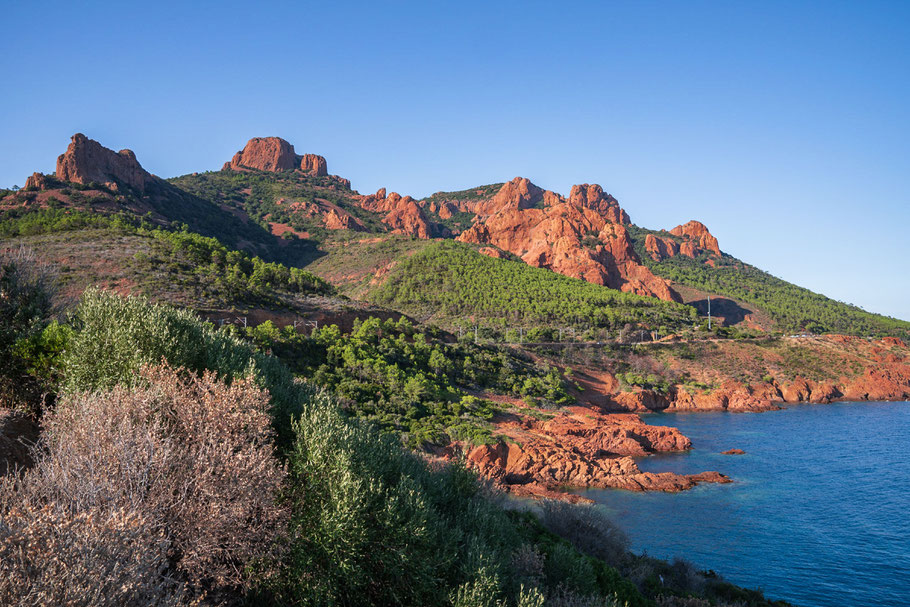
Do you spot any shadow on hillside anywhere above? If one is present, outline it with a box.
[688,297,752,325]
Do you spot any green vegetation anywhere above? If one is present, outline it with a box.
[0,247,58,412]
[0,288,788,606]
[418,183,503,231]
[140,228,333,301]
[369,240,698,337]
[170,168,388,238]
[235,316,571,447]
[626,225,910,338]
[0,208,333,308]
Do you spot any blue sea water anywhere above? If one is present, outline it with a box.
[572,401,910,607]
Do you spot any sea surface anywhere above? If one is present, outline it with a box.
[572,401,910,607]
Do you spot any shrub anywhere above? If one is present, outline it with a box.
[538,501,631,568]
[0,246,58,413]
[61,288,308,448]
[0,504,186,607]
[2,365,286,596]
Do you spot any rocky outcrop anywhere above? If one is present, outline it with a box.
[467,407,729,497]
[23,172,50,190]
[225,136,328,176]
[645,233,680,261]
[458,179,680,301]
[323,208,365,231]
[568,183,629,224]
[670,220,721,255]
[473,177,547,217]
[358,188,449,239]
[299,153,328,176]
[645,221,721,262]
[722,449,746,455]
[55,133,155,192]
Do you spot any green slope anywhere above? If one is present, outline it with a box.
[626,225,910,338]
[367,240,698,338]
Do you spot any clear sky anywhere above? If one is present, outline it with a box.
[2,0,908,320]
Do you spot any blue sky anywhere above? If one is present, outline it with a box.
[2,0,909,320]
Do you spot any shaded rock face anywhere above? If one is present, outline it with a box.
[225,136,328,175]
[458,178,680,301]
[358,188,449,239]
[55,133,155,192]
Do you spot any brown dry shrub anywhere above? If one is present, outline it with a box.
[1,365,287,597]
[0,503,186,606]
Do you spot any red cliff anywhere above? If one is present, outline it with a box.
[225,136,328,176]
[669,220,721,255]
[457,179,680,301]
[55,133,155,192]
[359,188,448,239]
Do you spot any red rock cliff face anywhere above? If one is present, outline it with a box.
[299,153,328,176]
[225,137,328,176]
[670,220,720,255]
[457,178,680,301]
[644,221,722,262]
[55,133,155,192]
[358,188,449,239]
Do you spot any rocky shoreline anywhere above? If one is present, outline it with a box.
[460,336,910,501]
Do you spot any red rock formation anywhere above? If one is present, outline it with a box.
[644,233,679,261]
[568,183,629,224]
[324,208,365,231]
[225,137,329,176]
[55,133,154,192]
[458,179,680,301]
[670,220,721,255]
[23,172,49,190]
[473,177,546,216]
[299,153,328,176]
[226,137,298,172]
[722,449,746,455]
[358,188,448,239]
[466,407,729,495]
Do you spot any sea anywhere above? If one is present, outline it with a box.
[572,401,910,607]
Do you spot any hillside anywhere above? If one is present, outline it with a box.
[9,132,908,340]
[625,225,910,338]
[366,240,697,339]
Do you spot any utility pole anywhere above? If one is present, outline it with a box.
[707,295,711,331]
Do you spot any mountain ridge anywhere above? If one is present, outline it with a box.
[4,133,909,338]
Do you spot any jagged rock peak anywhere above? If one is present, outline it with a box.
[568,183,630,224]
[224,136,328,176]
[670,220,720,255]
[55,133,154,192]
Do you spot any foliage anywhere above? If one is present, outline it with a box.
[626,225,910,338]
[142,227,333,301]
[239,316,572,448]
[369,241,698,337]
[0,247,57,413]
[170,168,387,236]
[60,288,308,448]
[256,398,525,606]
